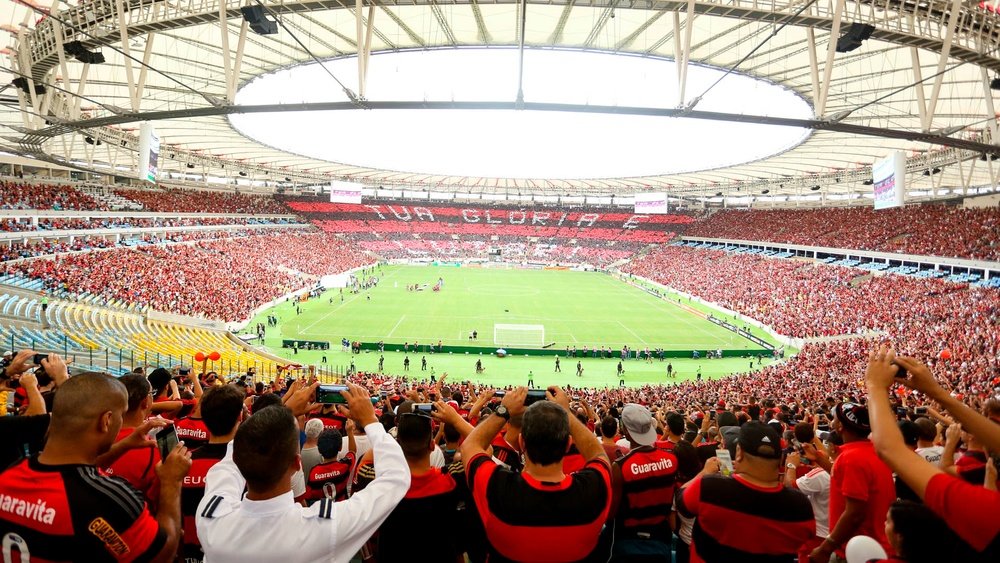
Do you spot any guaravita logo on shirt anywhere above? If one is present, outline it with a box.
[88,517,130,557]
[630,458,674,475]
[0,494,56,525]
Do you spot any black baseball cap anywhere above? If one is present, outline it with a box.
[835,403,871,436]
[736,421,782,460]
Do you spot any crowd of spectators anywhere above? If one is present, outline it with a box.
[0,216,298,233]
[0,227,308,265]
[686,205,1000,261]
[623,247,999,399]
[2,233,368,320]
[0,346,996,563]
[0,179,104,210]
[358,236,640,267]
[117,188,288,214]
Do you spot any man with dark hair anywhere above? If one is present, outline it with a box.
[196,382,408,563]
[0,372,191,562]
[610,404,679,561]
[600,416,624,460]
[378,403,471,561]
[913,417,943,464]
[809,403,894,563]
[678,421,815,562]
[182,383,245,562]
[105,373,162,505]
[174,369,207,449]
[461,386,612,562]
[656,412,701,484]
[305,428,357,504]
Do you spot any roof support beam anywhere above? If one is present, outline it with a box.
[924,0,963,131]
[979,67,999,144]
[815,0,845,117]
[229,21,248,103]
[548,1,574,44]
[806,28,820,113]
[677,0,697,106]
[910,47,928,128]
[377,3,426,47]
[615,9,666,51]
[115,0,140,112]
[469,0,492,44]
[357,0,376,98]
[429,1,458,46]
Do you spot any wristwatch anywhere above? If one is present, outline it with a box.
[496,405,511,420]
[786,463,797,470]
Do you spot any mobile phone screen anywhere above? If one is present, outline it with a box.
[155,425,178,460]
[524,389,547,406]
[317,384,348,404]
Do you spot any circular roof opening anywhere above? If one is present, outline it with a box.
[231,48,812,180]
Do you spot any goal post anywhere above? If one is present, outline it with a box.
[493,324,545,348]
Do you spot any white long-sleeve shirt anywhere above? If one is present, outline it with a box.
[196,422,409,563]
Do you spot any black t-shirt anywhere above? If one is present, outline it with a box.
[0,414,50,470]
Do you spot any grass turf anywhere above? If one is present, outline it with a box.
[246,265,783,387]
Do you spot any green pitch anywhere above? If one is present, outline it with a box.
[248,265,785,387]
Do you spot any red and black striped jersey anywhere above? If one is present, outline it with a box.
[467,452,611,563]
[0,456,165,562]
[174,417,209,449]
[180,443,228,562]
[307,411,348,432]
[104,428,160,510]
[614,445,678,540]
[677,473,815,563]
[306,453,356,503]
[378,468,462,561]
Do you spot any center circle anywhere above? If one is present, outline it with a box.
[231,48,813,180]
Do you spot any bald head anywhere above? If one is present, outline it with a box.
[50,372,127,437]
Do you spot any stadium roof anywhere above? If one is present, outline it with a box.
[3,0,1000,200]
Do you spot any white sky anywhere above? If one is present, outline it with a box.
[231,48,812,179]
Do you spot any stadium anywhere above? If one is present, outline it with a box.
[0,1,998,562]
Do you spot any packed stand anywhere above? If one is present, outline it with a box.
[2,233,369,321]
[0,227,308,264]
[117,188,288,214]
[1,344,997,563]
[0,179,106,211]
[687,205,1000,261]
[281,197,695,264]
[0,216,298,232]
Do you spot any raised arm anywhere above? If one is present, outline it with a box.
[461,388,526,474]
[328,383,409,558]
[864,347,947,500]
[432,400,475,439]
[894,356,1000,454]
[548,386,608,464]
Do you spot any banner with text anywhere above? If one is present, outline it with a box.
[873,151,906,210]
[329,181,363,204]
[634,192,669,214]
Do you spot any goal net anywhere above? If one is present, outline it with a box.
[494,324,545,348]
